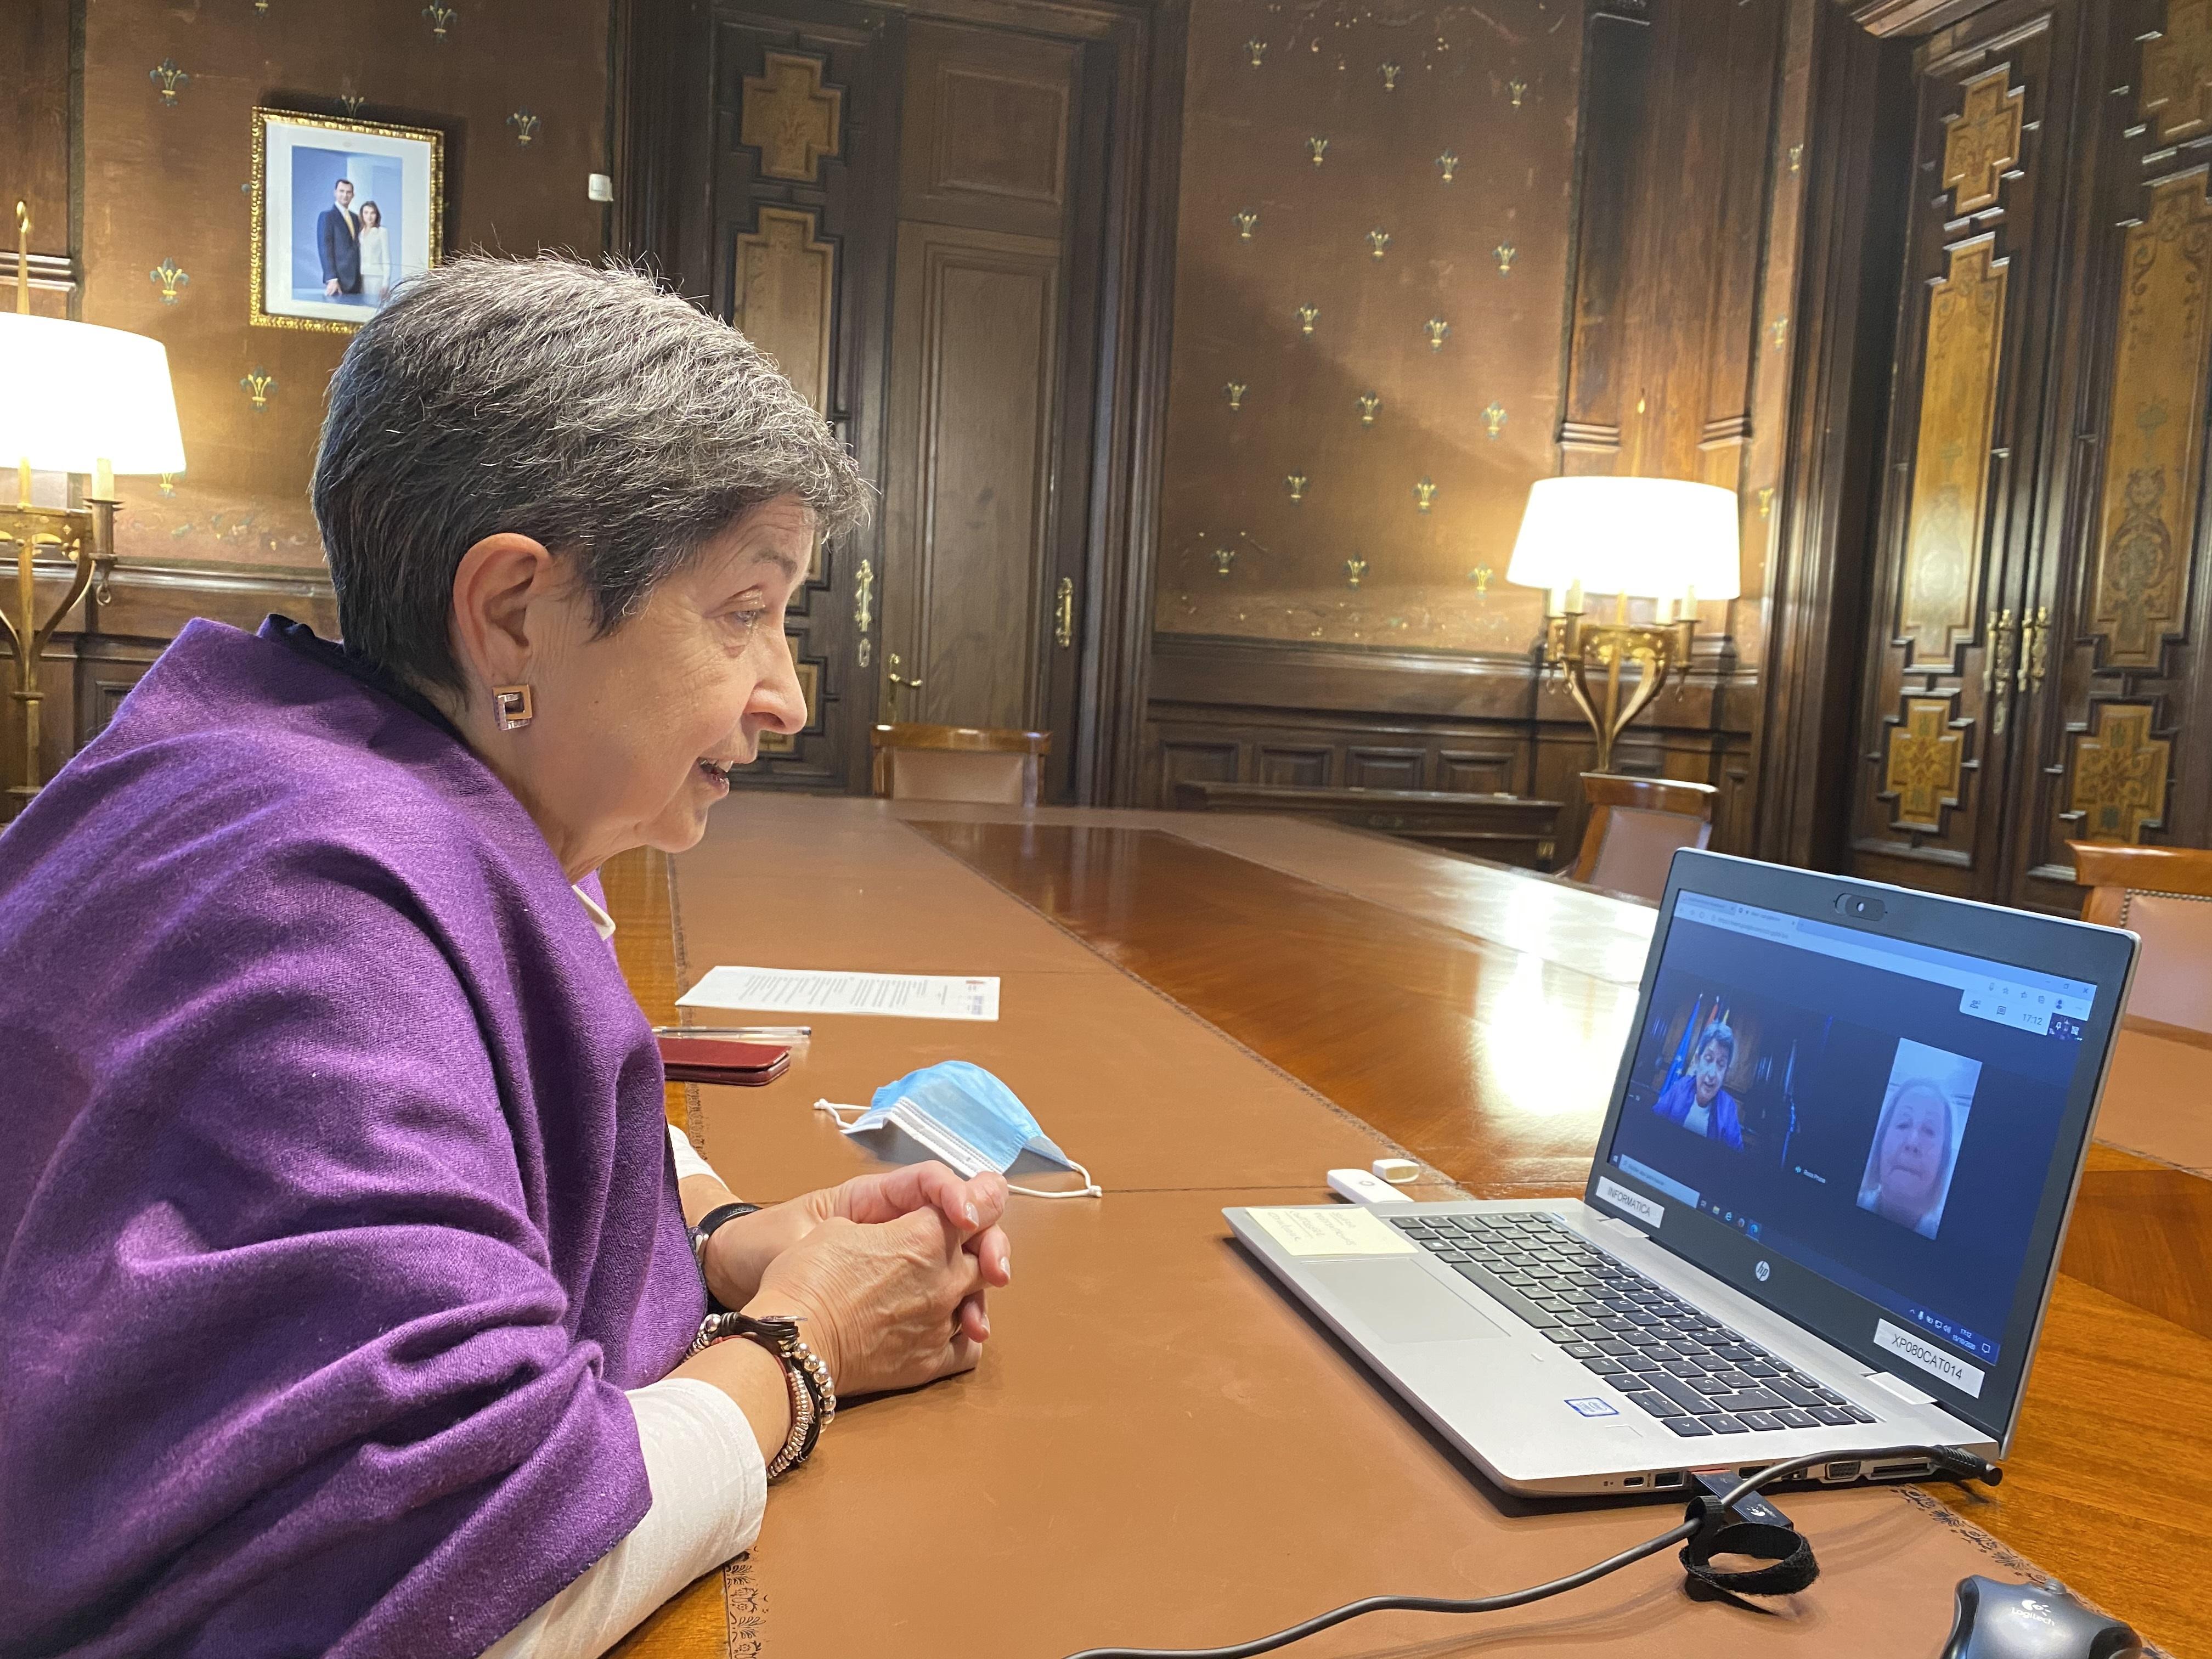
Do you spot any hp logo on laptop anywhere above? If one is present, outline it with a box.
[1755,1260,1771,1282]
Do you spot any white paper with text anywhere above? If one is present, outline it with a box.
[678,966,1001,1022]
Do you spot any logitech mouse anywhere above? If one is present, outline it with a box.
[1942,1577,2143,1659]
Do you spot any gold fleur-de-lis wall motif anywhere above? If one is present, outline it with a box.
[149,59,190,105]
[1414,477,1438,514]
[1758,487,1776,518]
[508,108,541,146]
[1223,381,1248,412]
[1285,473,1308,504]
[1367,228,1391,260]
[1470,566,1494,594]
[1357,393,1381,427]
[1212,546,1237,578]
[1482,401,1506,439]
[1234,209,1259,241]
[254,0,272,12]
[1295,303,1319,337]
[240,368,277,412]
[1424,317,1451,352]
[1345,557,1369,588]
[422,1,458,40]
[148,258,189,304]
[1770,314,1790,349]
[338,92,366,115]
[1245,39,1267,67]
[1307,137,1329,168]
[1494,242,1517,276]
[1508,77,1528,108]
[159,473,177,497]
[1436,151,1458,183]
[1789,143,1804,174]
[1380,63,1401,91]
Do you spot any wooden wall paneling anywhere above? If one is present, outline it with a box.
[1558,2,1652,469]
[2,0,76,318]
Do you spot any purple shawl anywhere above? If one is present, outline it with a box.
[0,618,704,1657]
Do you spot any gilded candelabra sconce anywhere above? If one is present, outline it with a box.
[1436,151,1458,183]
[1357,393,1381,427]
[1482,401,1506,439]
[1285,473,1308,505]
[1307,137,1329,168]
[240,368,276,412]
[1380,63,1402,91]
[1508,78,1528,108]
[508,109,541,146]
[1245,39,1267,67]
[1414,478,1438,514]
[1424,317,1451,352]
[1296,304,1319,337]
[150,60,190,106]
[1234,210,1259,241]
[1770,314,1790,349]
[422,2,459,39]
[1345,557,1369,588]
[148,259,189,304]
[1494,242,1517,276]
[1211,546,1237,578]
[1470,566,1494,595]
[1223,381,1248,413]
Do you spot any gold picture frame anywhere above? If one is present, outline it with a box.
[250,107,445,334]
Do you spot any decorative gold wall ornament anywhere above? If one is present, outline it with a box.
[1357,392,1380,427]
[148,258,188,303]
[1508,78,1528,108]
[421,2,458,41]
[1898,237,2008,661]
[1223,381,1248,412]
[1494,242,1516,276]
[1790,143,1804,174]
[1380,63,1402,92]
[1246,39,1267,68]
[1367,228,1391,260]
[507,108,540,146]
[1883,697,1965,831]
[149,60,189,105]
[1436,152,1458,183]
[1345,557,1369,588]
[1424,317,1451,351]
[1414,477,1437,513]
[1235,210,1259,240]
[1470,566,1493,594]
[1758,486,1775,518]
[741,52,843,183]
[158,475,176,497]
[1482,401,1506,439]
[1307,137,1329,167]
[240,368,277,411]
[1769,314,1789,349]
[1296,303,1319,336]
[2090,170,2211,666]
[2068,703,2171,843]
[733,206,836,422]
[1212,546,1237,578]
[1285,473,1308,504]
[2143,0,2212,143]
[255,0,270,13]
[1942,66,2023,215]
[337,93,366,116]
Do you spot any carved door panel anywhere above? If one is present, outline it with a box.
[1844,1,2089,899]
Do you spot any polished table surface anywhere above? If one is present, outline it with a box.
[602,799,2210,1657]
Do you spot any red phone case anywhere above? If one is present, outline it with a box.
[656,1036,792,1086]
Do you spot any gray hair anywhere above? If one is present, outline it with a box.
[313,253,867,693]
[1696,1022,1735,1066]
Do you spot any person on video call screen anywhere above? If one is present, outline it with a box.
[1856,1076,1963,1239]
[1651,1020,1743,1150]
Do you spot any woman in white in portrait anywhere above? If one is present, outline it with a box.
[357,200,392,304]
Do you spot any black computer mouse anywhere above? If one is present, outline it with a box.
[1941,1577,2143,1659]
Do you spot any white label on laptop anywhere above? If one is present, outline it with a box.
[1246,1206,1419,1258]
[1874,1318,1984,1398]
[1594,1177,1662,1230]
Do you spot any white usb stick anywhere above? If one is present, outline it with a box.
[1371,1158,1420,1184]
[1328,1167,1413,1206]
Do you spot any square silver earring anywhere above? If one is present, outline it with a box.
[492,684,535,731]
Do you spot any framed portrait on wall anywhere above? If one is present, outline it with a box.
[250,108,443,332]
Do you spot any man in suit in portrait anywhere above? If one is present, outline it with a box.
[319,178,362,300]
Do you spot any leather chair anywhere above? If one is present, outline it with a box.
[1571,772,1717,902]
[870,723,1051,806]
[2069,841,2212,1037]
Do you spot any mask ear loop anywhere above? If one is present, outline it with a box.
[816,1102,1101,1198]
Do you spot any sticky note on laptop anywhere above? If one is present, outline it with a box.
[1246,1206,1419,1258]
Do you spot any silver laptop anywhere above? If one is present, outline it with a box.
[1227,849,2137,1497]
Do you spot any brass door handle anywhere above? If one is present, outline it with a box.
[885,652,922,722]
[2024,603,2049,689]
[1054,577,1075,650]
[1983,607,2015,696]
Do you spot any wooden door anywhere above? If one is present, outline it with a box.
[1843,0,2090,899]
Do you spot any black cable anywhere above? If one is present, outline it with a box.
[1059,1445,2001,1659]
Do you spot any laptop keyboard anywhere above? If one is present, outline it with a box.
[1389,1211,1880,1439]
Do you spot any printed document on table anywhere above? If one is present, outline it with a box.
[678,965,1001,1022]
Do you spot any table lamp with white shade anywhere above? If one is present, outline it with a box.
[1,206,188,802]
[1505,476,1741,774]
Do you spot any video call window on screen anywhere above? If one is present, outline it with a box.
[1854,1041,1977,1240]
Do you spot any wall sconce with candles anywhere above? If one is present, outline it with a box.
[1506,477,1740,775]
[0,205,187,806]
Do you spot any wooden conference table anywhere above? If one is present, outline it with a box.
[603,798,2212,1658]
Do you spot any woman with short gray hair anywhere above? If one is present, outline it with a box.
[0,256,1014,1659]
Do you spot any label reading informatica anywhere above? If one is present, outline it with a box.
[1874,1318,1985,1398]
[1594,1176,1663,1229]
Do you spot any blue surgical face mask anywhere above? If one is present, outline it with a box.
[815,1060,1100,1198]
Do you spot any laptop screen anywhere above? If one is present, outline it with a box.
[1590,885,2111,1434]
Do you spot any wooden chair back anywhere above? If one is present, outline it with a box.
[2070,841,2212,1037]
[870,723,1051,807]
[1571,772,1717,902]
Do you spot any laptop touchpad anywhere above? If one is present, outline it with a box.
[1307,1260,1506,1344]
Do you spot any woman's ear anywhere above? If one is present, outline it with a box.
[448,534,557,696]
